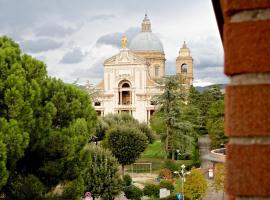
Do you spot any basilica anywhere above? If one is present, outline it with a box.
[90,14,193,123]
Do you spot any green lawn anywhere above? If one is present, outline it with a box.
[140,140,166,159]
[126,140,194,173]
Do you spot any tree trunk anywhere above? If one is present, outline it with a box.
[122,164,125,176]
[172,150,175,160]
[165,127,169,159]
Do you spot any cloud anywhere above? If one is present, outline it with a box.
[89,14,115,22]
[20,39,63,53]
[96,27,140,48]
[60,48,85,64]
[72,59,104,79]
[35,24,76,37]
[165,60,176,75]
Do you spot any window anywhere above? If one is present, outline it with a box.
[94,101,101,106]
[118,81,132,105]
[155,66,160,77]
[181,64,188,73]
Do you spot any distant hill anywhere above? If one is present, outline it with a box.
[195,84,226,93]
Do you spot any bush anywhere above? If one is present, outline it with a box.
[178,153,191,160]
[123,174,132,187]
[163,160,178,173]
[159,168,173,180]
[143,183,160,197]
[124,185,143,200]
[8,174,46,200]
[159,180,174,193]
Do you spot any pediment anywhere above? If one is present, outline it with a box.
[104,49,146,66]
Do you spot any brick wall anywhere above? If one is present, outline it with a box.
[212,0,270,199]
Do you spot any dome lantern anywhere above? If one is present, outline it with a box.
[142,14,152,32]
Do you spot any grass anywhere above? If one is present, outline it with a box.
[126,140,194,173]
[140,140,166,159]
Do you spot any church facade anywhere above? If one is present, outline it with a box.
[90,15,193,123]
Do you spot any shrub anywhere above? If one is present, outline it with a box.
[159,180,174,193]
[159,168,173,180]
[123,174,132,187]
[8,174,46,200]
[124,185,143,200]
[143,183,160,197]
[163,160,178,172]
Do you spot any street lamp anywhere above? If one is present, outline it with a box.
[174,164,190,200]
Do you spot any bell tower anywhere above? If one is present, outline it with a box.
[176,41,193,86]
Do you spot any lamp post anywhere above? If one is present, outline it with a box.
[174,164,190,200]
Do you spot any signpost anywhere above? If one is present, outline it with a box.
[84,192,92,200]
[177,193,182,200]
[208,168,214,179]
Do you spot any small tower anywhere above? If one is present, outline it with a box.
[176,41,193,86]
[141,14,152,32]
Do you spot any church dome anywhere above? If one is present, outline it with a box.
[129,14,164,53]
[129,32,164,52]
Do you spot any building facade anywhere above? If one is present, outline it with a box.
[90,15,193,123]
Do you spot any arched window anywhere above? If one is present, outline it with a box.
[181,64,188,73]
[155,65,160,77]
[118,81,132,105]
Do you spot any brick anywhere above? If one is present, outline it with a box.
[225,144,270,197]
[224,0,270,16]
[224,21,270,75]
[225,85,270,136]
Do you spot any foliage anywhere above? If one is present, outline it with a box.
[84,145,122,200]
[0,141,8,189]
[159,168,173,180]
[213,164,224,192]
[207,100,227,148]
[124,185,143,200]
[62,176,85,200]
[191,138,201,168]
[105,125,148,175]
[139,122,155,144]
[7,174,46,200]
[197,85,223,135]
[150,111,166,135]
[184,168,208,200]
[0,36,97,198]
[163,160,178,173]
[122,174,132,187]
[102,113,155,144]
[155,75,195,158]
[159,180,174,193]
[94,117,109,141]
[143,183,160,197]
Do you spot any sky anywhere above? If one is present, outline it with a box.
[0,0,228,87]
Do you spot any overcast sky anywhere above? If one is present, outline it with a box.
[0,0,228,86]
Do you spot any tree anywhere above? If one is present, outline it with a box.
[197,85,223,135]
[155,76,187,158]
[207,99,227,148]
[84,145,122,200]
[0,141,8,190]
[184,168,208,200]
[0,36,97,198]
[150,111,166,135]
[105,125,148,175]
[101,113,155,144]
